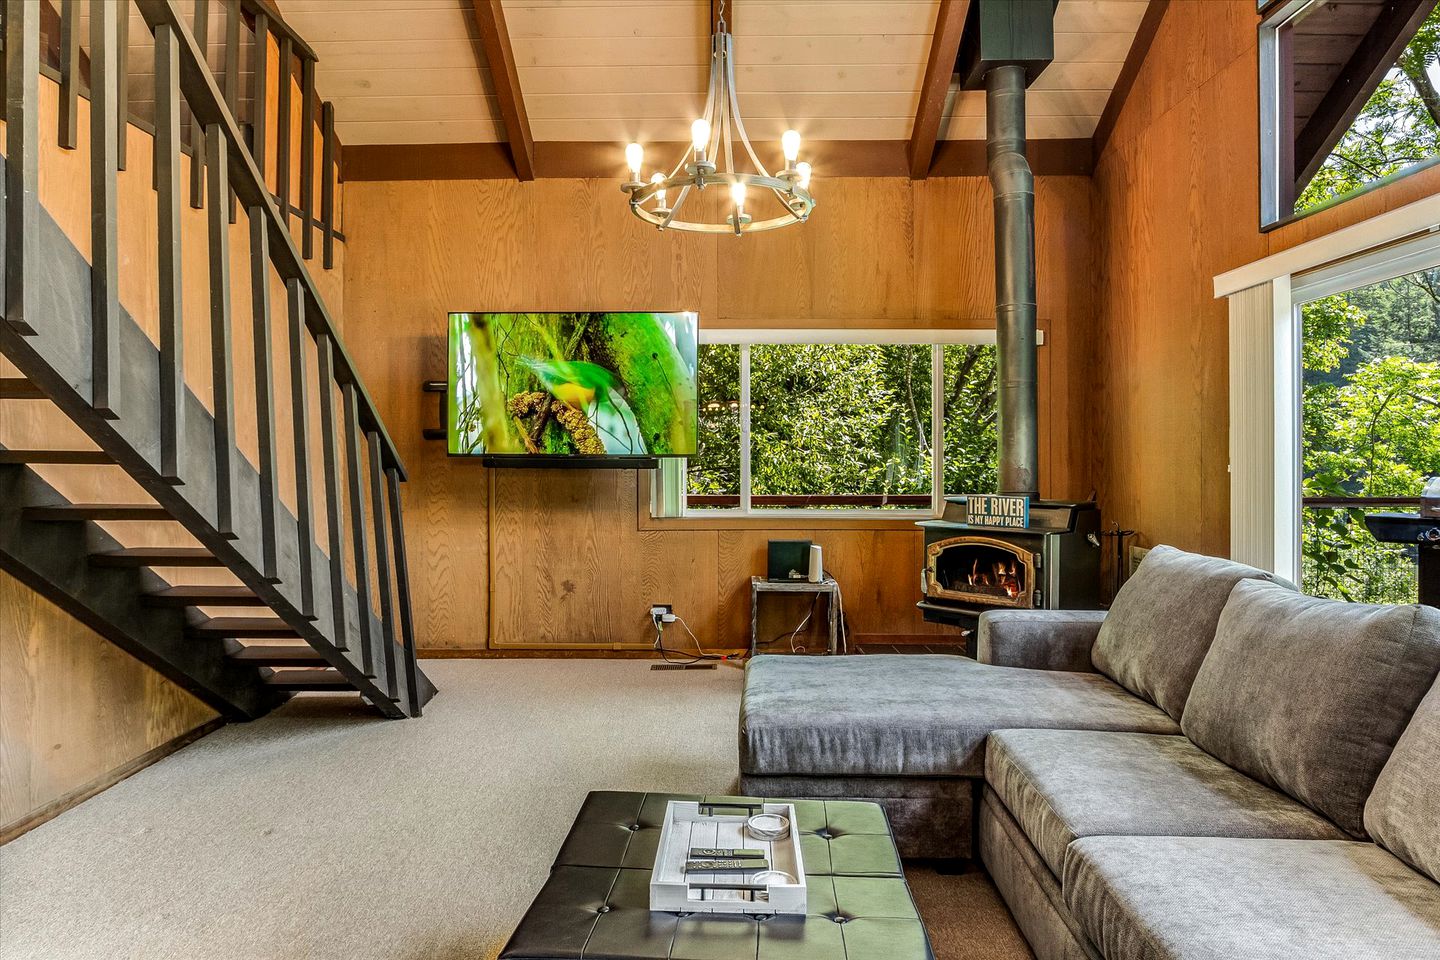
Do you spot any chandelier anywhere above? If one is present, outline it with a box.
[619,2,815,236]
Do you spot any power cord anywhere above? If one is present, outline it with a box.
[653,610,729,664]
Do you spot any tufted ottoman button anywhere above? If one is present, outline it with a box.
[628,823,641,832]
[597,905,612,914]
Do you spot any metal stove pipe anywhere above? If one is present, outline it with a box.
[986,64,1039,499]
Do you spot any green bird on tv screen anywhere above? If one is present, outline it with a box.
[447,312,699,458]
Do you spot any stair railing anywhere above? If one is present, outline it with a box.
[1,0,429,717]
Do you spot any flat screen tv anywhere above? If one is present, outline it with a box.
[447,311,699,463]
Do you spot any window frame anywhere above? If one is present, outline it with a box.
[1258,0,1440,230]
[1222,218,1440,581]
[651,327,1007,521]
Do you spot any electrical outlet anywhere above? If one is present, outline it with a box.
[650,604,676,624]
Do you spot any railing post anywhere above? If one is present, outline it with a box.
[205,124,237,538]
[300,56,315,258]
[117,0,130,172]
[286,279,317,620]
[249,210,280,582]
[223,0,239,223]
[276,34,293,225]
[57,0,78,149]
[4,0,39,336]
[155,21,185,483]
[316,332,349,651]
[342,381,376,678]
[385,468,422,717]
[189,0,210,209]
[367,433,399,702]
[91,0,121,420]
[321,100,335,269]
[250,7,268,191]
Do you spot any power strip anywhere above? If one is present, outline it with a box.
[651,663,717,671]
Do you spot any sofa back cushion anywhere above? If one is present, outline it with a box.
[1365,677,1440,883]
[1091,546,1288,721]
[1182,580,1440,837]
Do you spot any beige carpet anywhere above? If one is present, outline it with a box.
[0,660,1031,960]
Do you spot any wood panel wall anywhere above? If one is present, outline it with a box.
[1091,0,1440,556]
[342,175,1098,652]
[0,571,217,840]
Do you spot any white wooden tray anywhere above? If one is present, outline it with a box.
[649,800,807,915]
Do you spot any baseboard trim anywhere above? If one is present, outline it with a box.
[419,647,748,660]
[0,717,225,845]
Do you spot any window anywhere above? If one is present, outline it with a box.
[656,330,1002,518]
[1260,1,1440,227]
[1294,237,1440,603]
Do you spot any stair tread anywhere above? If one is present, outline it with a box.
[27,503,171,521]
[189,617,300,638]
[0,449,111,464]
[264,668,353,690]
[144,585,263,607]
[228,645,326,665]
[90,547,222,567]
[0,378,45,400]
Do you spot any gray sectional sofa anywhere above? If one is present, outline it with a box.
[738,545,1440,958]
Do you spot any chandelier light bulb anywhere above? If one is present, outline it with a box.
[625,142,644,178]
[730,180,747,208]
[781,129,801,163]
[651,171,667,205]
[796,161,812,190]
[691,118,711,154]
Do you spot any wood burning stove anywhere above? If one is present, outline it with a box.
[918,497,1103,641]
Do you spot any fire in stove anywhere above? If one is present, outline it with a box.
[925,536,1035,609]
[966,557,1023,598]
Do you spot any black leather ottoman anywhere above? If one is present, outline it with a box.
[500,791,934,960]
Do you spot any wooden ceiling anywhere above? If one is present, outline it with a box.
[281,0,1155,169]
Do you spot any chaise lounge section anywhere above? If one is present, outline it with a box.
[738,546,1440,958]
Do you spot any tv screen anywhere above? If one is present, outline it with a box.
[447,311,699,458]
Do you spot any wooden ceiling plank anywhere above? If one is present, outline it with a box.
[908,0,969,180]
[1292,0,1437,192]
[468,0,535,181]
[1090,0,1170,164]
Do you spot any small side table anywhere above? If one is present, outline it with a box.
[750,576,841,657]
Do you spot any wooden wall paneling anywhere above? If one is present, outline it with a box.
[1088,0,1440,555]
[0,570,217,836]
[342,172,1098,651]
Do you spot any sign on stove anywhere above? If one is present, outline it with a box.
[966,494,1031,529]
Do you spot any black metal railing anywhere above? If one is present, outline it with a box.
[27,0,341,261]
[1,0,427,717]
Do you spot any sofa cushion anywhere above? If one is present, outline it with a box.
[740,655,1179,779]
[1091,545,1287,721]
[1182,581,1440,837]
[1063,836,1440,960]
[1366,677,1440,883]
[986,730,1346,878]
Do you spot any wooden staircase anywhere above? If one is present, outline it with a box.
[0,1,434,720]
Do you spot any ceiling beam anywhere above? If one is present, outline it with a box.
[467,0,535,181]
[908,0,969,180]
[342,139,1094,182]
[1091,0,1169,165]
[1292,0,1436,193]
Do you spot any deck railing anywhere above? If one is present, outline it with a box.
[2,0,428,717]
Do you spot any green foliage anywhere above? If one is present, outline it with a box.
[1296,9,1440,213]
[1300,273,1440,603]
[686,342,998,508]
